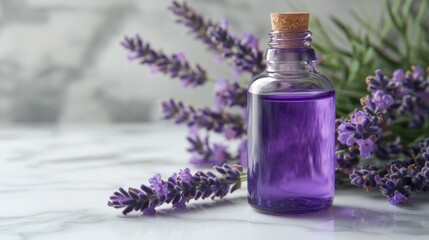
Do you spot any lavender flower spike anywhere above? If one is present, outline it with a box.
[337,109,382,158]
[186,130,235,166]
[363,67,429,127]
[108,164,244,215]
[349,165,379,191]
[161,99,245,139]
[214,78,247,110]
[168,0,219,53]
[374,164,411,205]
[208,25,265,75]
[168,0,265,76]
[121,35,207,87]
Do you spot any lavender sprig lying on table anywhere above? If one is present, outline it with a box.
[108,164,244,215]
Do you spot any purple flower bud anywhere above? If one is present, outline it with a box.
[412,66,424,79]
[178,168,193,182]
[351,110,367,125]
[222,125,238,139]
[149,174,168,196]
[189,154,207,166]
[174,52,187,65]
[392,69,405,82]
[337,109,381,158]
[143,206,157,215]
[357,138,374,158]
[220,18,228,30]
[338,131,355,146]
[389,191,409,205]
[350,165,379,190]
[370,90,394,112]
[215,78,229,92]
[210,144,230,166]
[241,32,259,50]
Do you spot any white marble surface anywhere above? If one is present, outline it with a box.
[1,124,429,240]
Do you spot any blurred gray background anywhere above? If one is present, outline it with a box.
[0,0,381,125]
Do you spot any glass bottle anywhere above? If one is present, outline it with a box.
[247,13,336,214]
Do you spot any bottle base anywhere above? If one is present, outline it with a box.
[248,197,333,215]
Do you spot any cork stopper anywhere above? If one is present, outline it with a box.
[270,12,309,31]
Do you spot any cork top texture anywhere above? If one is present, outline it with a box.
[270,13,309,31]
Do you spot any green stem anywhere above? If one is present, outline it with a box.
[335,149,348,155]
[239,172,247,182]
[336,89,365,99]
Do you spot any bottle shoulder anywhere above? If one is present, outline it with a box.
[249,70,335,95]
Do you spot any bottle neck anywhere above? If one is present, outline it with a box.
[265,30,316,72]
[266,61,314,72]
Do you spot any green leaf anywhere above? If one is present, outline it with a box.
[330,17,361,43]
[385,0,403,32]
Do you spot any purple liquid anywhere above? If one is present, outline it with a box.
[247,91,336,214]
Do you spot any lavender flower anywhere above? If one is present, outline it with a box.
[350,165,379,191]
[161,99,245,139]
[169,1,265,76]
[161,99,194,124]
[357,139,375,158]
[413,66,424,79]
[337,110,382,158]
[335,118,360,174]
[214,78,247,110]
[413,138,429,166]
[211,144,231,166]
[363,67,429,127]
[186,132,234,166]
[407,163,428,192]
[374,137,402,160]
[335,146,360,174]
[368,90,394,112]
[241,32,260,50]
[149,174,168,196]
[168,0,220,53]
[208,25,265,75]
[349,137,429,205]
[108,164,244,215]
[121,35,207,87]
[374,164,411,205]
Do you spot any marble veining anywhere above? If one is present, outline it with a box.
[0,124,428,240]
